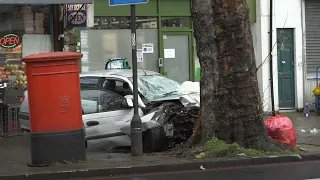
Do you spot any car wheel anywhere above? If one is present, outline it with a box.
[82,123,87,148]
[21,128,30,133]
[143,126,166,153]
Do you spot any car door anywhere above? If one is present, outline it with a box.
[101,77,146,108]
[81,89,134,141]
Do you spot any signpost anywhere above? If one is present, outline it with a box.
[109,0,148,157]
[109,0,148,6]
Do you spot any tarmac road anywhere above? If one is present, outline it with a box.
[73,161,320,180]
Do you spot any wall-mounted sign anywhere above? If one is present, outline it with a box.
[67,4,87,27]
[142,43,153,53]
[0,34,21,49]
[137,49,143,62]
[110,0,149,6]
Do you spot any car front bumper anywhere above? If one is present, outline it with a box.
[18,112,30,131]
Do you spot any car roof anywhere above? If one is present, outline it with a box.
[80,69,160,78]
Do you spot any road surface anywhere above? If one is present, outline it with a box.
[73,161,320,180]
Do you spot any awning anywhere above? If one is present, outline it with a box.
[0,0,93,4]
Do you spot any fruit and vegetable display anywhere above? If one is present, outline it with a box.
[0,64,27,88]
[1,45,22,60]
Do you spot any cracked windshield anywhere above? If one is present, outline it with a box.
[130,75,185,101]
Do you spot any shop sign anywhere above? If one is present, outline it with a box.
[67,4,87,27]
[0,34,21,49]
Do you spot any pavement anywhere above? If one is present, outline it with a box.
[71,161,320,180]
[0,112,320,180]
[284,112,320,152]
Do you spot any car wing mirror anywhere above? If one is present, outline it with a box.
[124,95,133,100]
[122,98,133,109]
[126,98,133,108]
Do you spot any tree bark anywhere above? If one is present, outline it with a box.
[192,0,288,151]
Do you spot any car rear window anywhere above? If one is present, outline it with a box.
[80,77,99,89]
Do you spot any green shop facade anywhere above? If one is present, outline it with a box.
[77,0,256,83]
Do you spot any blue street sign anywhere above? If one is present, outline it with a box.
[109,0,148,6]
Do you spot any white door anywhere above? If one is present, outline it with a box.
[81,89,135,147]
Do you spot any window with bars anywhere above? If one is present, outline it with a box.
[93,16,157,29]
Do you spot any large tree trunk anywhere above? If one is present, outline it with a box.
[192,0,288,151]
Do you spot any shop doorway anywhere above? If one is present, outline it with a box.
[277,28,295,109]
[161,32,191,83]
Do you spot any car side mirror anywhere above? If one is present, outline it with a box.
[126,98,133,107]
[122,98,133,108]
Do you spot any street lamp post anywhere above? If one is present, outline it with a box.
[130,4,143,156]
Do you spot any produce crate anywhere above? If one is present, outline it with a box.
[4,105,21,133]
[0,105,22,136]
[0,63,27,88]
[0,87,25,105]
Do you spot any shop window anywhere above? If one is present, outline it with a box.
[93,16,157,29]
[0,5,50,88]
[161,17,189,27]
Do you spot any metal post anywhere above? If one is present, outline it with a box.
[130,4,143,156]
[269,0,275,116]
[52,4,61,51]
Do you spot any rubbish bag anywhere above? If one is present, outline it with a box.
[264,114,296,148]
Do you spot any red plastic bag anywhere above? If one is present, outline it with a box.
[264,114,296,148]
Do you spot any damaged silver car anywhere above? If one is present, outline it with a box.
[19,69,200,152]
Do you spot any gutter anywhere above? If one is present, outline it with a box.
[301,0,307,106]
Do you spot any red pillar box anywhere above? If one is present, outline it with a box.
[22,52,86,166]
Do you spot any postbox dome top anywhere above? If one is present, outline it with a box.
[22,52,83,63]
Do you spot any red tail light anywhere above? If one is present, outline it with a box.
[20,94,25,104]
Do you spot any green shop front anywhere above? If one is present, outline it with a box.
[78,0,256,83]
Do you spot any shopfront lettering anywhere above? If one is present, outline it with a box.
[67,4,85,11]
[0,34,21,49]
[66,4,87,27]
[68,12,86,25]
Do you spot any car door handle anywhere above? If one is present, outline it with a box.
[87,121,99,126]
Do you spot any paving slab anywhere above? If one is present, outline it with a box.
[0,112,319,179]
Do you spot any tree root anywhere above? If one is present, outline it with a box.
[244,135,292,152]
[186,118,292,152]
[186,114,202,147]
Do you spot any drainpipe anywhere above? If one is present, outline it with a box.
[59,4,65,51]
[301,0,307,108]
[53,4,61,51]
[269,0,275,115]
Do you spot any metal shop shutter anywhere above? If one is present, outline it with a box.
[306,0,320,74]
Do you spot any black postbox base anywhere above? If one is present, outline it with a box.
[29,128,86,167]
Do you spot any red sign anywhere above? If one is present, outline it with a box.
[0,34,21,49]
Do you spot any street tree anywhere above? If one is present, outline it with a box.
[191,0,288,151]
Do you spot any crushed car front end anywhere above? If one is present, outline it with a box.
[121,93,200,152]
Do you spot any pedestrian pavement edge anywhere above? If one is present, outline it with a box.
[301,152,320,161]
[2,153,320,180]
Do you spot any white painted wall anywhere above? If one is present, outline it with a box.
[254,0,273,112]
[274,0,304,110]
[251,0,263,109]
[254,0,304,112]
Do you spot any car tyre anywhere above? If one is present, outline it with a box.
[143,126,166,153]
[82,123,87,149]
